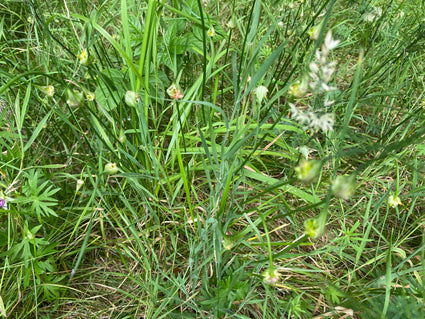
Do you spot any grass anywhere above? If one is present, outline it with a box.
[1,0,425,317]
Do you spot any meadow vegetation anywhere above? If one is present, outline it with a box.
[1,0,425,317]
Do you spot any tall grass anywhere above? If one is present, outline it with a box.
[1,0,425,318]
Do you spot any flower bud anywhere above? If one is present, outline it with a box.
[125,91,140,107]
[167,84,184,100]
[388,193,401,208]
[207,27,216,37]
[253,85,269,104]
[76,179,84,192]
[262,268,280,286]
[77,48,89,65]
[332,175,356,200]
[222,237,234,250]
[86,91,95,101]
[66,89,84,107]
[304,217,325,239]
[38,85,55,97]
[26,229,35,240]
[295,160,321,183]
[104,163,119,175]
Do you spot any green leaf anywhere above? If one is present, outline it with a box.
[95,68,127,111]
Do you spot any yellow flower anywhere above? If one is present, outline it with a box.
[207,27,216,37]
[77,49,89,65]
[39,85,55,97]
[304,218,324,239]
[86,91,95,101]
[295,160,321,183]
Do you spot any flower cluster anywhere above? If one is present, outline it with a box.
[289,104,334,133]
[167,84,184,100]
[307,31,339,93]
[288,30,339,133]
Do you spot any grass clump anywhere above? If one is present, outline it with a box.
[1,0,425,318]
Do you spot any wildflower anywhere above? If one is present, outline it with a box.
[66,89,84,107]
[304,217,325,239]
[167,84,184,100]
[308,25,320,40]
[0,198,7,210]
[207,26,216,37]
[323,30,340,52]
[288,80,308,98]
[289,104,334,133]
[125,91,140,107]
[298,146,310,160]
[104,163,119,175]
[262,268,280,286]
[227,16,236,29]
[363,6,382,22]
[295,159,321,183]
[332,174,356,200]
[76,179,84,193]
[388,193,401,208]
[253,85,268,104]
[86,91,95,101]
[222,237,234,250]
[39,85,55,97]
[27,16,34,24]
[317,113,334,132]
[77,48,89,65]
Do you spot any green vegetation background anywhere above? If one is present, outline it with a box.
[1,0,425,318]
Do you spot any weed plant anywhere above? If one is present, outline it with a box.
[1,0,425,318]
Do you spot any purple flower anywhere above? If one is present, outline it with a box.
[0,198,7,209]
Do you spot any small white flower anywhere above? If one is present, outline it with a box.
[298,146,310,160]
[388,194,401,208]
[309,62,319,74]
[318,113,334,132]
[323,31,339,51]
[363,6,382,22]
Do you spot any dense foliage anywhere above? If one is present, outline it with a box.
[1,0,425,317]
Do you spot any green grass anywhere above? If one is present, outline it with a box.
[1,0,425,317]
